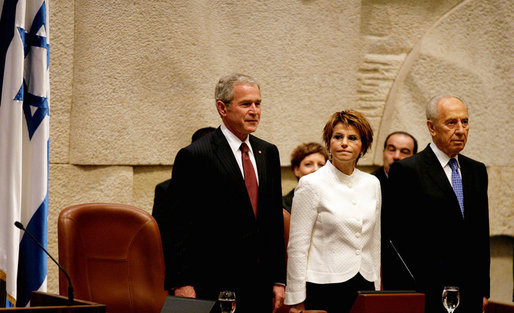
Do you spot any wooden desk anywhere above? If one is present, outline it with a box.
[0,292,106,313]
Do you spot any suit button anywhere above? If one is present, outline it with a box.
[355,250,361,255]
[355,232,361,238]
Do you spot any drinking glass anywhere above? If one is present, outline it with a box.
[218,290,236,313]
[442,286,460,313]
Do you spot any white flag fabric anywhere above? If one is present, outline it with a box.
[0,0,50,307]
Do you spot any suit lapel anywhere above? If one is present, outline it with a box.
[212,129,245,187]
[213,129,258,220]
[421,147,453,194]
[421,146,464,220]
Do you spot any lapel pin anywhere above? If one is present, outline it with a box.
[258,150,262,154]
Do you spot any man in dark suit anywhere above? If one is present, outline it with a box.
[372,131,417,290]
[372,131,417,189]
[165,74,286,313]
[153,127,216,233]
[385,95,490,313]
[153,127,215,291]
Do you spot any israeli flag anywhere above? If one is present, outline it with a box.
[0,0,50,307]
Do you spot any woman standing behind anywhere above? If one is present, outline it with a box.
[285,110,381,313]
[283,142,329,213]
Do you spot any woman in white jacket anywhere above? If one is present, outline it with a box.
[285,110,381,313]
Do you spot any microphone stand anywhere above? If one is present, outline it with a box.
[14,221,74,305]
[389,239,416,290]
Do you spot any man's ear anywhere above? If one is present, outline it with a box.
[217,100,228,117]
[427,119,436,137]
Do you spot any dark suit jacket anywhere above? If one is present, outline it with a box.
[282,188,294,214]
[372,166,413,290]
[152,179,176,290]
[165,128,286,313]
[152,179,171,234]
[371,166,387,191]
[385,145,489,313]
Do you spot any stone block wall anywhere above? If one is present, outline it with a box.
[47,0,513,302]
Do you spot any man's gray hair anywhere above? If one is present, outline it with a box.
[426,94,467,121]
[214,73,260,105]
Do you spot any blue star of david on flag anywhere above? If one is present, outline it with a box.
[13,2,50,140]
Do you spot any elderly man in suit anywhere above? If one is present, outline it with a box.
[165,74,286,313]
[385,95,489,313]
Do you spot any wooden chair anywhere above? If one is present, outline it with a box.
[485,301,514,313]
[58,203,167,313]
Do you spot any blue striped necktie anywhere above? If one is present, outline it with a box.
[449,158,464,217]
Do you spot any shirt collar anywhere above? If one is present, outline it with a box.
[430,141,460,168]
[220,122,254,155]
[326,160,359,183]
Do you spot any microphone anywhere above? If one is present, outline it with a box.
[388,239,416,289]
[14,221,74,305]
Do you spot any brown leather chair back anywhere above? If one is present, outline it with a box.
[58,203,167,313]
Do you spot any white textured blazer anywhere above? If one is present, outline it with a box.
[285,161,381,305]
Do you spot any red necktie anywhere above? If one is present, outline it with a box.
[240,143,258,217]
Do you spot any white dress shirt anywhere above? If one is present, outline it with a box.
[430,142,461,187]
[220,123,259,183]
[284,161,381,305]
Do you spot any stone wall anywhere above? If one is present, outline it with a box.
[47,0,513,302]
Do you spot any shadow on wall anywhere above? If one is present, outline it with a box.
[490,236,514,303]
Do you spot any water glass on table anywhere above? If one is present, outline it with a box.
[218,290,236,313]
[442,286,460,313]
